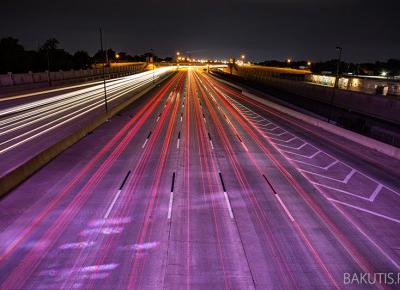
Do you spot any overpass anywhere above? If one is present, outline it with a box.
[0,66,399,289]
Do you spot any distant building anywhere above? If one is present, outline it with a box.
[306,74,400,96]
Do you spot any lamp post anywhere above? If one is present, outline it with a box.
[328,46,342,123]
[176,51,180,69]
[150,48,155,85]
[99,27,108,114]
[46,49,52,87]
[241,54,245,65]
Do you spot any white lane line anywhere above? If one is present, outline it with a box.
[264,132,289,137]
[277,142,308,150]
[104,190,122,219]
[300,168,356,184]
[280,149,321,159]
[287,158,339,170]
[313,182,372,201]
[275,195,295,222]
[167,192,174,220]
[210,140,214,149]
[369,184,383,202]
[343,169,357,184]
[142,139,149,148]
[223,192,234,219]
[177,139,180,149]
[328,198,400,225]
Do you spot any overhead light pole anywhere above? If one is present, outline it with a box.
[328,46,342,123]
[99,27,108,114]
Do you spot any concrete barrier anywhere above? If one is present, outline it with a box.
[0,72,174,197]
[0,63,146,88]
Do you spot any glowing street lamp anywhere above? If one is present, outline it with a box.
[307,61,312,66]
[381,71,388,77]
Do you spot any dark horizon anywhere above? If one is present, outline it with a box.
[1,0,400,63]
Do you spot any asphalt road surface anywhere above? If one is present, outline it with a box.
[1,68,400,289]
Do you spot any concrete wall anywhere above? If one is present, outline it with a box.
[224,66,400,126]
[0,63,147,87]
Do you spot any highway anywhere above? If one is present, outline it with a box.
[0,67,174,177]
[1,68,400,289]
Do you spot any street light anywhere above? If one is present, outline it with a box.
[328,46,343,123]
[307,61,312,67]
[241,54,245,64]
[99,27,108,114]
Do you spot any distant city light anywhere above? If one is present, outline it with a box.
[381,71,387,77]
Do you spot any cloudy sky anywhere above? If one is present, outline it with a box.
[1,0,399,62]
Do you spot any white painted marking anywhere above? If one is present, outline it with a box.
[223,192,234,219]
[210,140,214,149]
[277,142,307,150]
[287,158,339,170]
[104,190,122,219]
[328,198,400,225]
[280,149,321,159]
[300,168,355,184]
[369,184,383,201]
[343,169,357,184]
[275,195,295,222]
[156,116,160,122]
[168,192,174,219]
[180,116,183,122]
[142,139,149,149]
[177,139,180,149]
[313,182,372,201]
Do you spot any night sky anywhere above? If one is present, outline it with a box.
[1,0,399,62]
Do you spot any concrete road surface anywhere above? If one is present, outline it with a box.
[1,68,400,289]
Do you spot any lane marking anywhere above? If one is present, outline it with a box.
[328,198,400,225]
[313,182,373,201]
[370,184,383,202]
[104,170,131,219]
[168,172,176,220]
[262,174,295,222]
[223,192,234,219]
[280,149,321,159]
[168,192,174,220]
[275,195,295,222]
[104,190,122,219]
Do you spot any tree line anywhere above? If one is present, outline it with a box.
[258,59,400,77]
[0,37,173,74]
